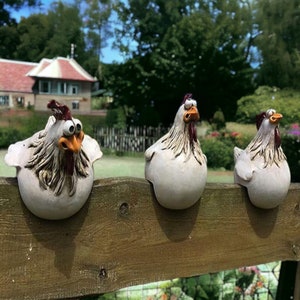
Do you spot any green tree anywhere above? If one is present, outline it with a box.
[0,24,19,58]
[108,0,255,125]
[0,0,39,26]
[45,2,86,63]
[255,0,300,88]
[81,0,113,59]
[2,0,106,77]
[77,0,114,79]
[13,2,87,66]
[0,0,39,58]
[236,86,300,125]
[15,14,50,61]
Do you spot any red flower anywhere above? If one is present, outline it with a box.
[230,131,240,137]
[211,131,220,137]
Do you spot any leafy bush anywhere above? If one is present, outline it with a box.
[282,125,300,182]
[200,130,252,170]
[201,138,233,169]
[97,262,280,300]
[21,112,49,137]
[236,86,300,125]
[0,128,23,148]
[200,121,300,178]
[105,107,126,129]
[0,111,106,148]
[211,109,226,130]
[73,114,106,136]
[176,265,276,300]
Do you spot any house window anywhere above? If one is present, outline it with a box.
[58,82,79,95]
[72,100,79,110]
[59,82,67,94]
[16,96,25,107]
[69,84,78,95]
[0,95,9,106]
[40,81,51,93]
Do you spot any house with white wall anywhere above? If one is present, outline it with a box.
[0,57,96,113]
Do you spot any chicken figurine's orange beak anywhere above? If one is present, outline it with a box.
[183,106,200,123]
[269,113,282,124]
[58,131,84,153]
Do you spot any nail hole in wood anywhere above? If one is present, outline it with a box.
[99,267,107,279]
[119,202,129,216]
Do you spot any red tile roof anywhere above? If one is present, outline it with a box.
[27,57,96,82]
[0,57,96,94]
[0,59,37,93]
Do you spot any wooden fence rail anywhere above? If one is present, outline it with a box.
[0,177,299,299]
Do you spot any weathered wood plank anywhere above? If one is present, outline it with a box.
[0,177,299,299]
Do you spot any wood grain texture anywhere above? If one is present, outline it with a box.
[0,177,299,299]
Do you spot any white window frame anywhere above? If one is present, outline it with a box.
[40,80,51,94]
[72,100,80,110]
[59,82,67,94]
[69,84,79,95]
[0,95,9,106]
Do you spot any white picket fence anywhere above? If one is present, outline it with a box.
[94,126,169,153]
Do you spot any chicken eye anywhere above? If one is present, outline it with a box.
[266,109,276,117]
[74,119,82,133]
[63,120,75,136]
[184,99,193,110]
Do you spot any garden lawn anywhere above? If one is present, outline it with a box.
[226,122,257,136]
[0,150,233,183]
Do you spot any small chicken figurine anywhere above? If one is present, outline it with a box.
[145,94,207,209]
[5,100,102,220]
[234,108,290,209]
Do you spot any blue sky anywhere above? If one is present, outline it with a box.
[10,0,124,64]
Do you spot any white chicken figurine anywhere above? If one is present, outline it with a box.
[5,100,102,220]
[145,94,207,209]
[234,108,290,209]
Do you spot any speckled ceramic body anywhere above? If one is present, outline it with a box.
[145,97,207,210]
[234,109,291,209]
[234,149,290,209]
[145,146,207,209]
[5,117,102,220]
[16,164,94,220]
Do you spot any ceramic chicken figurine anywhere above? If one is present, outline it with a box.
[145,94,207,209]
[234,108,290,209]
[5,100,102,220]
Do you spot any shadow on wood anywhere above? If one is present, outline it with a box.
[0,177,299,299]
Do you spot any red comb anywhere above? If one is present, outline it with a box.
[47,100,72,120]
[182,93,193,104]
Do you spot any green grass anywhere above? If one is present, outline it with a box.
[0,150,15,177]
[95,155,146,178]
[226,122,257,136]
[0,149,233,183]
